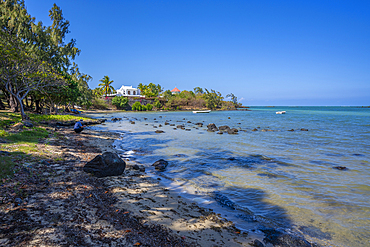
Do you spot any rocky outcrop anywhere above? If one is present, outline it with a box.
[152,159,168,171]
[111,118,122,122]
[207,123,218,132]
[83,152,126,178]
[227,128,238,134]
[219,126,230,131]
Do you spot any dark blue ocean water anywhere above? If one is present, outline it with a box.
[88,106,370,247]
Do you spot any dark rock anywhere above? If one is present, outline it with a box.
[207,123,218,132]
[333,166,347,170]
[170,124,175,126]
[23,121,33,128]
[288,129,295,131]
[132,164,144,171]
[300,128,308,131]
[83,152,126,178]
[187,121,191,123]
[164,122,170,125]
[177,125,184,128]
[219,125,230,131]
[152,159,168,171]
[111,117,122,122]
[251,239,265,247]
[130,121,135,124]
[153,126,157,128]
[252,128,258,131]
[144,118,147,120]
[159,116,162,118]
[185,129,191,131]
[155,130,165,133]
[158,124,162,127]
[227,128,238,134]
[217,131,223,134]
[228,117,231,119]
[194,122,203,127]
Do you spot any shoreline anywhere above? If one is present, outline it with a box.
[84,118,321,247]
[0,119,320,246]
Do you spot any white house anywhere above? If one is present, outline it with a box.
[116,85,142,97]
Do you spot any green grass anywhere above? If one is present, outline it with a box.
[0,154,17,179]
[0,111,95,179]
[28,113,90,123]
[1,127,49,143]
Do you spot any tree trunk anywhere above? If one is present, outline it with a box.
[9,94,18,112]
[35,99,42,113]
[14,95,28,120]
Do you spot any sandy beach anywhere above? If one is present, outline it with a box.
[0,126,267,246]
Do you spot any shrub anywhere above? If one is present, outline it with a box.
[112,96,128,109]
[132,101,142,111]
[141,105,147,111]
[146,103,153,111]
[154,99,161,109]
[91,98,109,110]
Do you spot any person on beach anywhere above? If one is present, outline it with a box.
[74,119,86,133]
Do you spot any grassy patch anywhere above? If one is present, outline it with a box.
[29,113,90,123]
[0,112,22,128]
[0,154,17,179]
[2,128,49,144]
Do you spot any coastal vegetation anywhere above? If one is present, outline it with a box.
[0,0,242,117]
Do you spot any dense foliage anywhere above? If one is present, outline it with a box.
[111,96,128,109]
[0,0,94,118]
[137,83,163,98]
[161,87,239,110]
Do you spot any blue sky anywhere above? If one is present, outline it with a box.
[26,0,369,106]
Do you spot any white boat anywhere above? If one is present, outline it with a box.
[276,111,286,114]
[193,110,211,113]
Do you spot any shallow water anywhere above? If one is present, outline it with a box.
[87,106,370,247]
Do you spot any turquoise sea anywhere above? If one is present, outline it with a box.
[87,106,370,247]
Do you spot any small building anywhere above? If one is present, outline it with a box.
[171,87,181,94]
[116,85,141,97]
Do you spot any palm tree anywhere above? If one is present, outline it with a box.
[98,76,115,97]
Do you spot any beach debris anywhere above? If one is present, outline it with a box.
[83,152,126,178]
[152,159,168,171]
[207,123,218,132]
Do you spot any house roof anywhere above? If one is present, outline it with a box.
[171,87,181,92]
